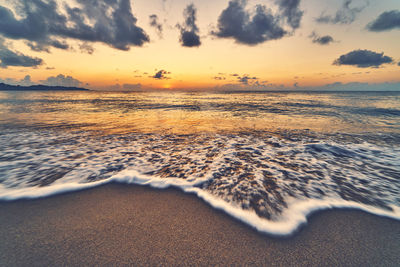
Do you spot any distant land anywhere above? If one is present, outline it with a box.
[0,83,89,91]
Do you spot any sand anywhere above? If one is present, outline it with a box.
[0,183,399,266]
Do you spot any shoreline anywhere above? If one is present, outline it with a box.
[1,183,399,266]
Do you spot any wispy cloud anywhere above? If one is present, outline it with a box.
[316,0,369,24]
[149,14,164,38]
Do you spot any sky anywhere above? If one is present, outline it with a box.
[0,0,399,91]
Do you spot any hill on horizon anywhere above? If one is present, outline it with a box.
[0,83,89,91]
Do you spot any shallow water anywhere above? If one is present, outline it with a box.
[1,90,399,235]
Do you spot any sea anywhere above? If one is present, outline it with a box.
[0,90,399,236]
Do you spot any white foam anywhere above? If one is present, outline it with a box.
[0,178,111,200]
[1,130,400,236]
[113,171,400,236]
[1,169,399,236]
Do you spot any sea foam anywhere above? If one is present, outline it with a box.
[1,129,399,236]
[1,168,399,236]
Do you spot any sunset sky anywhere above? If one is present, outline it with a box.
[0,0,399,90]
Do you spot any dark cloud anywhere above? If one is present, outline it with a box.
[238,75,258,85]
[333,49,393,68]
[367,10,400,32]
[0,38,43,68]
[0,0,149,52]
[213,76,226,80]
[211,0,287,45]
[149,14,163,38]
[152,70,171,79]
[309,32,335,45]
[79,42,94,54]
[26,42,50,53]
[316,0,369,24]
[398,62,400,66]
[26,39,69,52]
[40,74,82,87]
[275,0,304,29]
[60,0,150,50]
[177,4,201,47]
[50,40,69,50]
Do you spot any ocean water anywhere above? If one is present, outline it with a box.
[1,90,399,235]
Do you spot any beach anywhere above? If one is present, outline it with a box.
[1,0,399,265]
[0,183,399,266]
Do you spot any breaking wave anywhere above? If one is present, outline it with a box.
[1,129,399,236]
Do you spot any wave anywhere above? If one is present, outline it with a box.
[1,129,399,236]
[1,169,399,236]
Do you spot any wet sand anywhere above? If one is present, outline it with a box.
[0,183,399,266]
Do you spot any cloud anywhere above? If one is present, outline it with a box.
[152,70,171,79]
[211,0,287,45]
[40,74,82,87]
[0,73,84,87]
[316,81,400,91]
[177,4,201,47]
[51,40,69,49]
[238,75,258,85]
[213,73,262,83]
[275,0,304,30]
[79,43,94,55]
[0,0,149,52]
[214,81,400,92]
[149,14,163,38]
[309,32,335,45]
[367,10,400,32]
[316,0,369,24]
[398,62,400,66]
[0,38,43,68]
[0,74,34,86]
[26,39,70,52]
[20,75,33,86]
[333,49,393,68]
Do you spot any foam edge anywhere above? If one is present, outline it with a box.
[0,170,399,237]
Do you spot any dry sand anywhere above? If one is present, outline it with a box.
[0,183,399,266]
